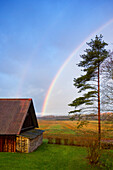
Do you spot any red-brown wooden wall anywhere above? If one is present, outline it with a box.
[0,136,16,152]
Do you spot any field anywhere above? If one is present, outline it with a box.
[38,120,113,140]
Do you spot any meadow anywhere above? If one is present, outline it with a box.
[38,120,113,141]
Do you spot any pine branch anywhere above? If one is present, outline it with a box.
[69,34,109,116]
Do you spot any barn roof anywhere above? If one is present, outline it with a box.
[18,129,44,139]
[0,98,38,135]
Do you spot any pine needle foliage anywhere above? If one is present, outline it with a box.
[69,35,109,115]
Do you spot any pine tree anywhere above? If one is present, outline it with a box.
[69,35,109,146]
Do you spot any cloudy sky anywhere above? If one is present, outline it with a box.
[0,0,113,116]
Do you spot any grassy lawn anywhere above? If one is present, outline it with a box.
[0,139,106,170]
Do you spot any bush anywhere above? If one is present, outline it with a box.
[86,139,101,165]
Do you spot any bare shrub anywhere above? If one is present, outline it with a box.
[86,139,101,165]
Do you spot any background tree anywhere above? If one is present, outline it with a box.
[101,52,113,112]
[69,35,109,146]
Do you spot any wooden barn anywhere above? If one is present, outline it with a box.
[0,98,44,153]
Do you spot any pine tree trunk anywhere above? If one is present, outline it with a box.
[98,65,101,147]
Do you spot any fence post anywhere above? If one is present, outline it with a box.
[70,139,75,146]
[64,139,68,145]
[55,138,61,144]
[48,138,53,144]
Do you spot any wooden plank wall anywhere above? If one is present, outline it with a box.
[16,136,28,153]
[0,136,16,152]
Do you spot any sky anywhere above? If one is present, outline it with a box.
[0,0,113,116]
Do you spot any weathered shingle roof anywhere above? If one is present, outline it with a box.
[0,98,38,135]
[18,129,44,139]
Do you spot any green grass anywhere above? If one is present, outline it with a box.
[0,139,113,170]
[99,150,113,169]
[45,128,76,134]
[0,139,105,170]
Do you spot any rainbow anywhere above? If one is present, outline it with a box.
[41,18,113,115]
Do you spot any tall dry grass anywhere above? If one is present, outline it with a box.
[38,120,113,141]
